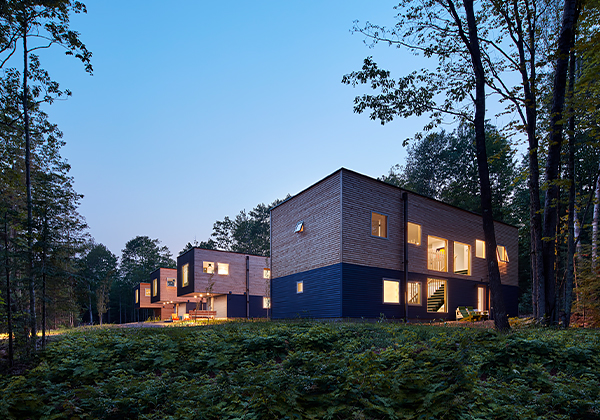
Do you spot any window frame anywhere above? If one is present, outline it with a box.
[217,263,229,275]
[427,235,448,272]
[407,222,421,246]
[263,268,271,279]
[182,263,189,287]
[296,281,303,294]
[407,281,422,306]
[426,278,447,313]
[475,239,485,259]
[166,277,176,288]
[263,297,271,309]
[203,261,214,274]
[383,279,400,304]
[453,241,471,276]
[497,245,509,263]
[371,212,389,239]
[145,288,150,297]
[152,278,158,297]
[135,289,139,304]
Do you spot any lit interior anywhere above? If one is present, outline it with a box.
[407,222,421,245]
[218,263,229,275]
[428,236,447,272]
[371,212,388,238]
[383,280,399,303]
[263,268,271,279]
[203,261,214,274]
[476,239,485,258]
[182,263,189,287]
[497,245,509,262]
[454,242,471,275]
[407,281,421,305]
[297,281,303,293]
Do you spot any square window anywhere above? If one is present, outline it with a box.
[218,263,229,275]
[263,297,271,309]
[145,288,150,297]
[476,240,485,259]
[427,278,447,313]
[454,242,471,275]
[135,289,139,304]
[152,278,158,297]
[203,261,214,274]
[383,279,400,303]
[428,236,448,272]
[297,281,303,294]
[371,212,388,238]
[407,281,421,305]
[497,245,509,262]
[182,263,189,287]
[263,268,271,279]
[166,278,176,287]
[407,222,421,245]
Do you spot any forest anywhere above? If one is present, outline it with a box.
[0,0,599,379]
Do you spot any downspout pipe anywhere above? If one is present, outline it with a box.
[403,192,409,321]
[246,256,250,319]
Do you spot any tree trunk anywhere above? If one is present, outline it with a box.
[542,0,580,325]
[21,10,36,351]
[461,0,510,331]
[88,284,93,324]
[593,162,599,271]
[4,213,13,366]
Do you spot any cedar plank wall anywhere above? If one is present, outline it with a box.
[135,282,162,309]
[183,248,269,296]
[341,170,403,271]
[340,170,518,287]
[157,268,185,302]
[271,171,342,279]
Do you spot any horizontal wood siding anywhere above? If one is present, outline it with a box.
[341,170,404,271]
[271,264,342,319]
[134,283,163,309]
[177,248,269,297]
[271,171,341,279]
[341,263,404,318]
[225,294,268,318]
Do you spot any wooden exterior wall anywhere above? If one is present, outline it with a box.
[150,268,188,304]
[176,248,270,298]
[134,282,162,310]
[271,171,342,279]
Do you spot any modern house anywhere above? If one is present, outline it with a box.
[148,267,194,320]
[176,248,271,318]
[270,168,519,320]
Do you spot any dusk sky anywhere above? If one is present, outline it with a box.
[41,1,454,258]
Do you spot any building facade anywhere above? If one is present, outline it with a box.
[270,168,519,320]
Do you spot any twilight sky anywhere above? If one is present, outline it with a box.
[41,1,440,258]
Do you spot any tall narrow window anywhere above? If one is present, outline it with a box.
[427,279,447,313]
[297,281,303,294]
[218,263,229,275]
[203,261,214,273]
[182,263,189,287]
[475,240,485,259]
[383,279,400,303]
[152,278,157,297]
[263,297,271,309]
[145,288,150,297]
[407,281,421,305]
[428,236,448,272]
[477,287,486,312]
[454,242,471,275]
[263,268,271,279]
[371,212,388,238]
[407,222,421,245]
[135,289,139,304]
[497,245,509,262]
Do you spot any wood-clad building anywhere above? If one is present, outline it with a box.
[177,248,271,318]
[270,168,519,320]
[133,282,164,320]
[149,268,194,320]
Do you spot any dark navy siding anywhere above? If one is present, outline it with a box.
[225,294,268,318]
[272,264,342,319]
[341,263,404,319]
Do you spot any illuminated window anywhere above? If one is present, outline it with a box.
[497,245,509,262]
[295,221,304,233]
[407,281,421,305]
[297,281,303,294]
[428,236,448,272]
[383,279,400,303]
[152,278,158,297]
[476,240,485,259]
[408,222,421,245]
[263,297,271,309]
[477,287,486,312]
[263,268,271,279]
[371,212,388,238]
[182,263,189,287]
[203,261,214,274]
[454,242,471,275]
[218,263,229,275]
[135,289,139,304]
[427,278,447,313]
[166,278,176,287]
[145,288,150,297]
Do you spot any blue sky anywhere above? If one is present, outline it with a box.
[41,1,439,258]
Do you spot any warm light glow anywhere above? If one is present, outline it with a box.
[497,245,509,262]
[428,236,448,272]
[218,263,229,275]
[263,268,271,279]
[453,242,471,275]
[383,280,400,303]
[407,222,421,245]
[476,240,485,259]
[203,261,214,274]
[296,281,303,294]
[182,263,189,287]
[152,278,158,296]
[407,281,421,305]
[371,212,388,238]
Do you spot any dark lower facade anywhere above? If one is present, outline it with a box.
[272,263,519,320]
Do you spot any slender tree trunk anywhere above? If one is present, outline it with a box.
[593,163,599,271]
[459,0,510,330]
[542,0,580,325]
[41,214,47,350]
[88,284,93,324]
[4,213,13,366]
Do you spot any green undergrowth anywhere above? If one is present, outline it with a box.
[1,322,599,419]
